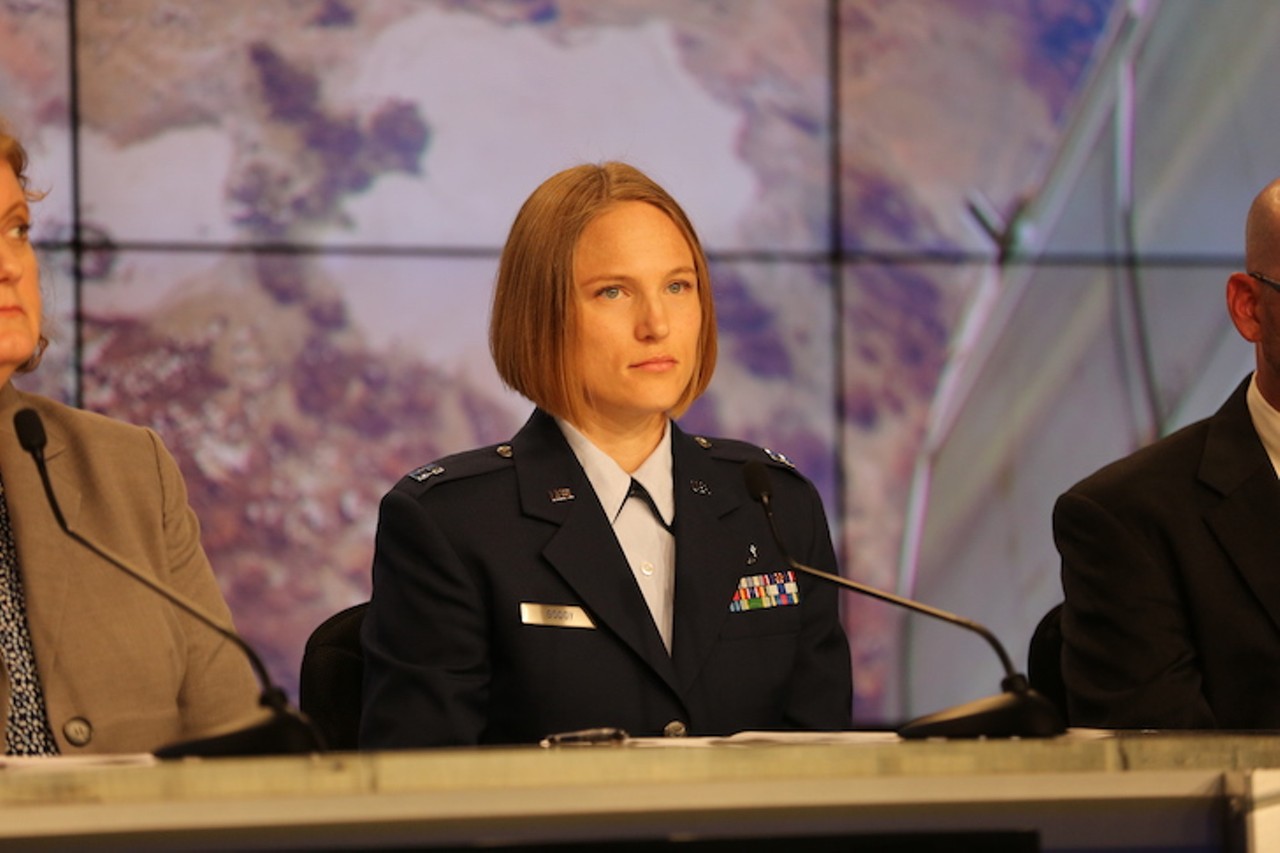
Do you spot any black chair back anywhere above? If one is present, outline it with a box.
[299,601,368,751]
[1027,602,1068,725]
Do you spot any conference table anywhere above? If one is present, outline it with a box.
[3,730,1280,851]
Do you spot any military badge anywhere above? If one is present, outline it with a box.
[729,570,800,612]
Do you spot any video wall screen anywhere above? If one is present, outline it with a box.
[2,0,1116,721]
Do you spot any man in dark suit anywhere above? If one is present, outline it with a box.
[1054,176,1280,729]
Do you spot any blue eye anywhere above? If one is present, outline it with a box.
[667,280,691,294]
[598,286,622,300]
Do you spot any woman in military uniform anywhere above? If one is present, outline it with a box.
[360,162,851,746]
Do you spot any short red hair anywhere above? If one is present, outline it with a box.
[489,162,717,424]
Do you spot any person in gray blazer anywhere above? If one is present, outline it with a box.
[1055,176,1280,729]
[0,123,259,754]
[361,162,852,747]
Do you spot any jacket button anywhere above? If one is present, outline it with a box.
[63,717,93,747]
[663,720,687,738]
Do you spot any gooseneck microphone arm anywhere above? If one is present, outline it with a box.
[14,408,324,755]
[743,460,1064,738]
[743,462,1021,682]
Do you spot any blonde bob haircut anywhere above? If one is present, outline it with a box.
[490,161,717,426]
[0,120,48,374]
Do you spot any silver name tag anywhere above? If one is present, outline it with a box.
[520,602,596,629]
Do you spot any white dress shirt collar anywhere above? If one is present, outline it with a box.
[1247,373,1280,478]
[556,419,674,525]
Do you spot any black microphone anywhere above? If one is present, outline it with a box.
[14,408,325,757]
[743,460,1064,739]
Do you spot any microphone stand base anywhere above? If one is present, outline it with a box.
[897,689,1066,740]
[155,708,325,758]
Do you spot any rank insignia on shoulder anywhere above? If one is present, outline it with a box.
[408,464,445,483]
[496,444,513,458]
[694,436,712,449]
[764,448,796,469]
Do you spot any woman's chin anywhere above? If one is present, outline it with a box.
[0,338,39,375]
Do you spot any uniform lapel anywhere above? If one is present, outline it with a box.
[512,410,681,695]
[669,426,747,691]
[1200,378,1280,632]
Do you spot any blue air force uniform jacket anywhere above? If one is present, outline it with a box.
[360,408,852,747]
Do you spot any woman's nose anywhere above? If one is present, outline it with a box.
[0,240,23,284]
[636,293,669,340]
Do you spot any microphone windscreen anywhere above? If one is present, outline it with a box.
[14,409,46,453]
[743,460,772,503]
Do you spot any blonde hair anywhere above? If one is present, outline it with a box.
[489,162,717,424]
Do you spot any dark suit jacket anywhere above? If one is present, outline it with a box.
[0,383,260,753]
[360,409,852,747]
[1054,375,1280,729]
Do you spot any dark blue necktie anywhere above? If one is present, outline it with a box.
[628,479,673,533]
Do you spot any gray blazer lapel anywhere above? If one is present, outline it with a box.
[514,410,680,695]
[0,388,82,682]
[1201,379,1280,632]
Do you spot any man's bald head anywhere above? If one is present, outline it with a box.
[1245,177,1280,273]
